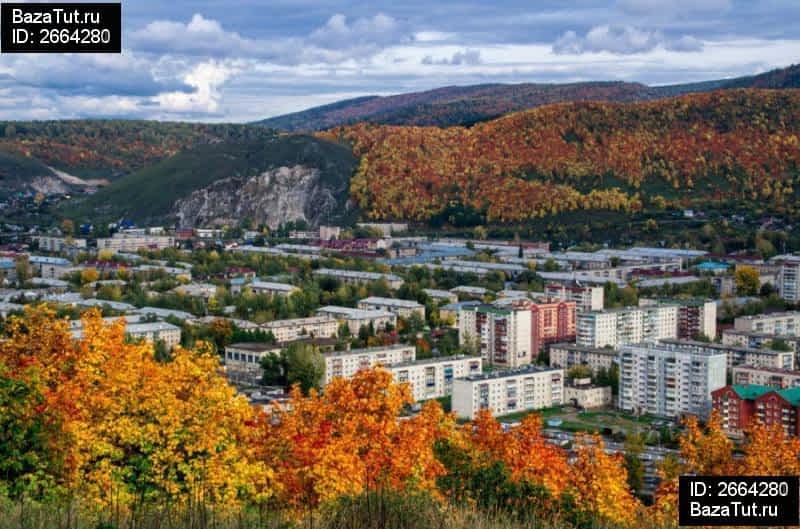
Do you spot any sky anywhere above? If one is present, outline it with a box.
[0,0,798,122]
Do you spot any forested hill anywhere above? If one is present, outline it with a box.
[258,64,800,131]
[0,120,276,180]
[320,89,800,223]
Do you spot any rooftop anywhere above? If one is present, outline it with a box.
[359,296,423,308]
[317,305,394,319]
[461,364,562,382]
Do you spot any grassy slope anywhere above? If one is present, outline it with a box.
[0,149,56,196]
[62,134,358,225]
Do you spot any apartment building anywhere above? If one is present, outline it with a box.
[639,299,717,340]
[261,316,338,342]
[312,268,404,289]
[734,311,800,336]
[712,384,800,437]
[173,283,218,300]
[357,296,425,320]
[36,236,87,253]
[618,341,727,419]
[28,255,73,279]
[126,322,182,349]
[458,304,533,368]
[777,257,800,303]
[316,306,397,334]
[323,344,416,385]
[423,288,459,304]
[576,305,678,348]
[225,342,281,384]
[250,280,300,297]
[549,343,617,372]
[528,300,576,354]
[732,365,800,389]
[658,338,795,371]
[721,329,800,352]
[388,355,482,401]
[452,365,564,419]
[545,283,604,312]
[96,233,175,254]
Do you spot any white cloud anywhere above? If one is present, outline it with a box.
[422,49,482,65]
[553,25,703,55]
[154,60,237,115]
[616,0,731,15]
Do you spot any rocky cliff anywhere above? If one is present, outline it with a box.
[174,164,349,229]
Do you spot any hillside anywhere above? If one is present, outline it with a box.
[258,64,800,131]
[63,135,359,228]
[320,89,800,223]
[0,120,276,180]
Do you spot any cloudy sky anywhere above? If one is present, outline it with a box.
[0,0,798,122]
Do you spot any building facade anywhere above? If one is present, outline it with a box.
[316,306,397,334]
[734,311,800,336]
[388,355,482,401]
[549,343,617,372]
[96,233,175,254]
[564,378,613,409]
[250,281,300,297]
[658,338,795,371]
[459,304,533,368]
[731,365,800,389]
[576,305,678,348]
[313,268,404,289]
[452,365,564,419]
[712,385,800,437]
[618,342,727,419]
[778,258,800,303]
[357,296,426,320]
[545,283,604,312]
[323,344,416,385]
[261,316,339,342]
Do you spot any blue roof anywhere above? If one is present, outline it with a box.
[0,258,14,269]
[696,261,730,271]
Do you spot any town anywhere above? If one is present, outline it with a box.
[2,219,799,499]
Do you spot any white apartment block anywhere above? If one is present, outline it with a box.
[28,255,73,279]
[459,304,533,368]
[778,258,800,303]
[545,284,604,312]
[126,322,182,349]
[323,344,416,385]
[732,365,800,389]
[659,338,796,371]
[173,283,218,299]
[357,296,425,319]
[316,306,397,334]
[452,365,564,419]
[618,342,727,419]
[250,281,300,297]
[96,233,175,254]
[549,343,617,372]
[225,342,281,384]
[389,355,482,401]
[734,311,800,336]
[261,316,338,342]
[576,305,678,348]
[313,268,404,289]
[36,236,87,253]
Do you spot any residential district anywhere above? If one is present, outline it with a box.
[2,221,800,494]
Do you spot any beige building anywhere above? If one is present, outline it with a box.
[173,283,218,300]
[357,296,425,320]
[459,304,533,368]
[732,365,800,389]
[323,344,416,385]
[734,311,800,336]
[389,355,482,402]
[659,339,795,371]
[97,233,175,254]
[452,365,564,419]
[564,378,613,409]
[549,343,617,372]
[721,329,800,352]
[36,236,87,253]
[261,316,338,342]
[316,306,397,334]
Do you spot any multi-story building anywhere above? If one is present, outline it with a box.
[173,283,218,300]
[452,365,564,419]
[732,365,800,389]
[249,281,300,297]
[576,305,678,348]
[777,257,800,303]
[36,236,87,253]
[638,299,716,340]
[312,268,404,289]
[549,343,617,372]
[458,304,533,368]
[658,339,795,371]
[323,344,416,385]
[712,384,800,437]
[388,355,482,401]
[545,283,604,312]
[423,289,459,304]
[618,341,727,419]
[721,329,800,352]
[527,300,577,355]
[225,342,281,384]
[96,233,175,254]
[357,296,426,320]
[125,322,182,349]
[734,311,800,336]
[261,316,338,342]
[28,255,73,279]
[316,306,397,334]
